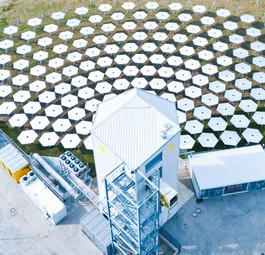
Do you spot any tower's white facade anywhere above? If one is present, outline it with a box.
[91,89,181,205]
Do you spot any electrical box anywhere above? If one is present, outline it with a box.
[160,179,178,209]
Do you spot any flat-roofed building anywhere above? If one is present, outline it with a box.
[189,145,265,199]
[20,172,67,225]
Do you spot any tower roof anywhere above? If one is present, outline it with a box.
[91,88,180,169]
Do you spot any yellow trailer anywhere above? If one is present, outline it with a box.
[0,143,30,183]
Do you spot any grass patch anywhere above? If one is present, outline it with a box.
[88,3,96,9]
[0,17,8,37]
[0,121,96,177]
[0,0,264,175]
[2,3,14,12]
[0,0,264,28]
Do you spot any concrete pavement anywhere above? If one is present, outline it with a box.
[0,167,102,255]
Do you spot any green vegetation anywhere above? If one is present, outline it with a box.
[2,3,14,12]
[0,18,8,39]
[0,0,264,29]
[0,121,96,177]
[0,0,264,176]
[88,2,96,9]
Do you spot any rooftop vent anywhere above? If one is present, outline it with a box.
[161,122,172,131]
[159,122,173,139]
[159,130,167,139]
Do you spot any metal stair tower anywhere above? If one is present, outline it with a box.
[104,163,160,255]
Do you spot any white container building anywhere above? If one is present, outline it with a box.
[189,145,265,199]
[20,172,67,225]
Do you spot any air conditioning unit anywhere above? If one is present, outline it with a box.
[59,152,91,179]
[66,151,72,157]
[27,171,37,183]
[73,167,79,173]
[20,175,31,186]
[60,155,67,161]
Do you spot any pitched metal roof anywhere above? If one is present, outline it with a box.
[91,88,180,169]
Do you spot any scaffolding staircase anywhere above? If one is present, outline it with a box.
[105,165,160,255]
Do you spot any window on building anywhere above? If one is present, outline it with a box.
[249,181,264,190]
[225,183,248,194]
[235,184,243,192]
[145,152,162,173]
[235,183,248,192]
[159,167,162,178]
[209,187,223,197]
[224,185,235,194]
[200,189,208,198]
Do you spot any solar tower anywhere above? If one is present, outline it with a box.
[91,88,181,254]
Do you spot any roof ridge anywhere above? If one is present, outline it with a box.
[91,88,140,131]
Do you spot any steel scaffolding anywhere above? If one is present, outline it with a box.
[105,163,160,255]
